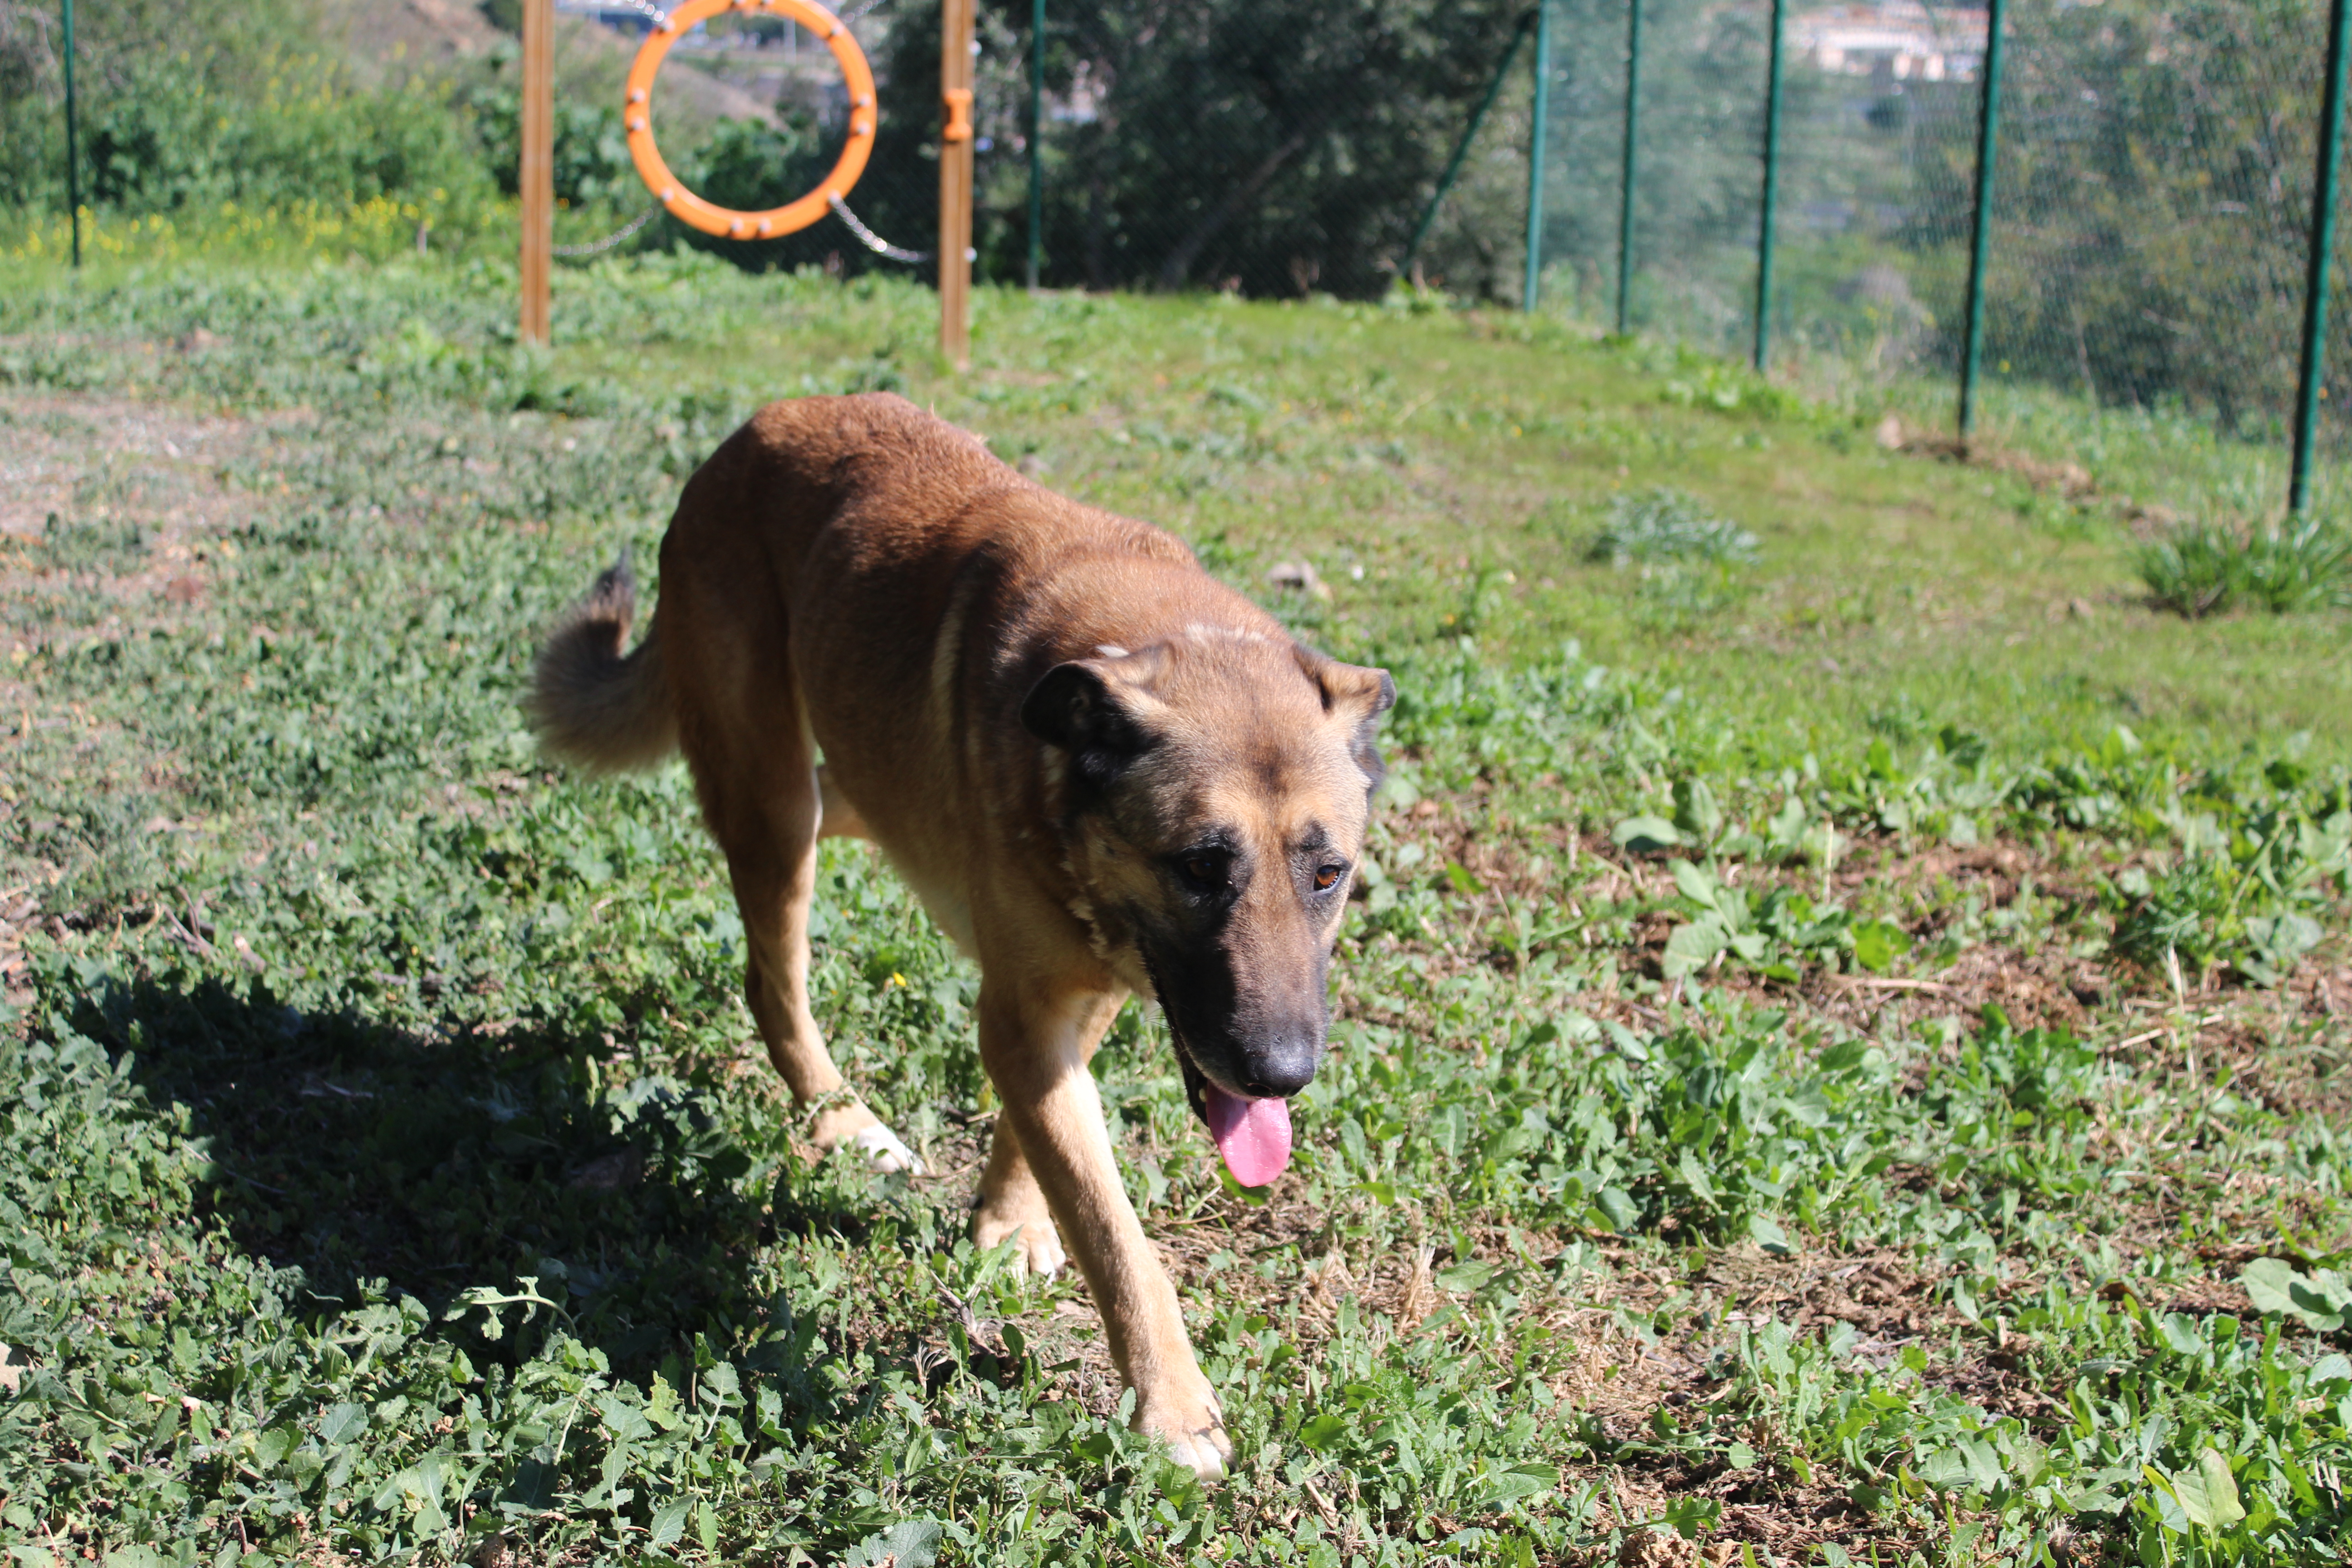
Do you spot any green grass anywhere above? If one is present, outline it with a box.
[2,251,2349,1566]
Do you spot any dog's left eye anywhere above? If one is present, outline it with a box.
[1313,863,1345,892]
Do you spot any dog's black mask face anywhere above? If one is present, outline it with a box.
[1022,640,1395,1117]
[1135,849,1336,1104]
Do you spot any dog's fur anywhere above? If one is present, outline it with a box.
[529,393,1392,1477]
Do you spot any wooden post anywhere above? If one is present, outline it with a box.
[940,0,975,367]
[519,0,555,346]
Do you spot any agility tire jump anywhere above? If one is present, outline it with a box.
[623,0,876,240]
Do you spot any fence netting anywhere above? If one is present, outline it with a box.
[5,0,2343,487]
[930,0,2343,475]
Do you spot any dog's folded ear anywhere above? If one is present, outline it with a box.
[1294,646,1396,790]
[1022,652,1168,781]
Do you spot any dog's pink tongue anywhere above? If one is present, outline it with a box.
[1203,1086,1292,1187]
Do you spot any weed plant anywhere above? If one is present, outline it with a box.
[0,257,2348,1566]
[2134,516,2352,619]
[1584,488,1759,568]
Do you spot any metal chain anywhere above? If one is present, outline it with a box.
[552,204,664,258]
[829,193,931,263]
[547,0,672,259]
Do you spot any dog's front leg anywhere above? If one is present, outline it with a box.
[977,983,1230,1481]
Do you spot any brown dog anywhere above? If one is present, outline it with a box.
[529,393,1392,1478]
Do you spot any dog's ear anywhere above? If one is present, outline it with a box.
[1022,651,1167,784]
[1295,646,1396,792]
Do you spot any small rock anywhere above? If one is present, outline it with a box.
[1874,413,1906,451]
[2068,597,2095,620]
[1015,451,1050,477]
[176,327,221,353]
[162,575,206,605]
[1266,560,1332,601]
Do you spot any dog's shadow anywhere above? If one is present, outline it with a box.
[74,973,884,1382]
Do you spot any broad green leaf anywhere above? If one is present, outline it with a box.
[2242,1258,2352,1330]
[1669,858,1720,908]
[1297,1413,1349,1450]
[1483,1462,1556,1504]
[2168,1449,2245,1530]
[1662,917,1728,979]
[318,1402,368,1446]
[846,1520,942,1568]
[647,1500,691,1549]
[1676,1148,1717,1204]
[1435,1259,1495,1293]
[1672,778,1724,840]
[1596,1187,1640,1232]
[1612,814,1683,851]
[1851,918,1911,974]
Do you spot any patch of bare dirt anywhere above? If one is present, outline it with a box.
[0,392,259,540]
[1872,414,2095,500]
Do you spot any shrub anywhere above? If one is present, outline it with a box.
[2135,515,2352,618]
[1586,486,1758,567]
[467,59,635,209]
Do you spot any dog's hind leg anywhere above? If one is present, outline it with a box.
[973,1099,1070,1278]
[691,706,919,1174]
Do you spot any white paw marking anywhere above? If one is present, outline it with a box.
[1012,1222,1065,1278]
[1163,1433,1229,1484]
[852,1122,923,1175]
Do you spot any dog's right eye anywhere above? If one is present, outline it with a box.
[1178,852,1229,891]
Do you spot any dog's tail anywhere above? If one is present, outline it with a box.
[528,549,678,773]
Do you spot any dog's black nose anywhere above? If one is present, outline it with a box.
[1240,1034,1319,1098]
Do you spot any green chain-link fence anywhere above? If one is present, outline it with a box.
[9,0,2346,510]
[976,0,2349,516]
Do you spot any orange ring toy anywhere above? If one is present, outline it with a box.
[623,0,877,240]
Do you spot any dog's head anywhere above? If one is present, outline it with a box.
[1022,629,1394,1184]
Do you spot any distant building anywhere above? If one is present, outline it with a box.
[1793,2,1988,83]
[555,0,656,37]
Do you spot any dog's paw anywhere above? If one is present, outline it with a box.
[972,1203,1067,1276]
[810,1102,925,1174]
[1137,1389,1231,1484]
[850,1122,924,1175]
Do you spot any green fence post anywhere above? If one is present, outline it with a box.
[1615,0,1643,337]
[1027,0,1045,289]
[1957,0,2009,441]
[1753,0,1787,370]
[1523,0,1552,311]
[63,0,80,269]
[1405,11,1534,279]
[2292,0,2350,515]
